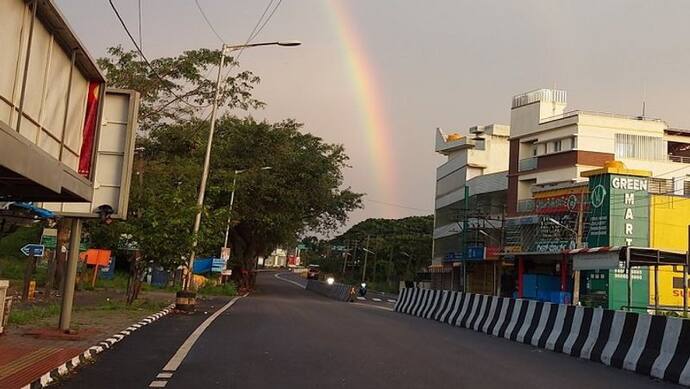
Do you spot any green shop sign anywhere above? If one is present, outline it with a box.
[587,174,649,248]
[586,172,650,310]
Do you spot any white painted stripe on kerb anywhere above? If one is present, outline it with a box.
[162,296,243,372]
[503,299,523,339]
[545,305,567,351]
[356,296,366,301]
[531,303,552,347]
[492,298,510,337]
[387,299,397,303]
[623,314,651,372]
[651,317,682,379]
[601,311,627,366]
[580,308,604,360]
[516,300,537,343]
[481,297,499,334]
[373,298,382,302]
[562,306,585,355]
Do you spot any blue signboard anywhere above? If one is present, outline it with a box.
[466,245,486,260]
[20,244,44,257]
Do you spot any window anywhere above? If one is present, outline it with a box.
[554,139,562,152]
[614,134,666,160]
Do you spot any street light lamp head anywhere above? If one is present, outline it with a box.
[277,40,302,47]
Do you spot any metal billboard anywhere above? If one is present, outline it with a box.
[42,89,139,220]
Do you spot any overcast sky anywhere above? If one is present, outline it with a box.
[55,0,690,233]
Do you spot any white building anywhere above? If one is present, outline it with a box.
[432,124,510,292]
[508,89,690,215]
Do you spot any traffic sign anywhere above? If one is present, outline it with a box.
[20,244,45,257]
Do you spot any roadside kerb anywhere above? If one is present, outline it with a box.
[23,304,175,389]
[395,288,690,386]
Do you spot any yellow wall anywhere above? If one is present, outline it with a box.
[649,195,690,307]
[650,195,690,252]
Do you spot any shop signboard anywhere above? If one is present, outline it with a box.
[585,172,650,309]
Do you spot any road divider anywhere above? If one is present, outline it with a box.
[395,288,690,387]
[306,279,352,301]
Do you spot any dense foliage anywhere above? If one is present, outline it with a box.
[302,215,433,289]
[88,47,362,272]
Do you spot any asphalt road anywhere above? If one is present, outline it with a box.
[57,272,679,388]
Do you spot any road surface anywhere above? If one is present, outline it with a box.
[57,272,679,388]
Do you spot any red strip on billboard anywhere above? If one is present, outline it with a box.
[78,82,101,178]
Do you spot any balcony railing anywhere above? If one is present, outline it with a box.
[669,155,690,164]
[518,157,537,172]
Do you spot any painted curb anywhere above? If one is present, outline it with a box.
[396,288,690,387]
[23,303,175,389]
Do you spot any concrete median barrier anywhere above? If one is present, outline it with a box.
[395,287,690,386]
[305,279,352,302]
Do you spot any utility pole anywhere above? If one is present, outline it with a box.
[387,247,393,287]
[361,235,370,283]
[462,185,469,292]
[59,218,81,331]
[572,190,585,305]
[683,224,690,317]
[184,40,301,291]
[185,47,226,291]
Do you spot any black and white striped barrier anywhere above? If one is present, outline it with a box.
[306,279,352,302]
[395,288,690,386]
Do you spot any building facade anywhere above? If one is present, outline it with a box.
[433,88,690,310]
[432,124,510,292]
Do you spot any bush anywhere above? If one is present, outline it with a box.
[197,281,237,297]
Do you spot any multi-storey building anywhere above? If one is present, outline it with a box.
[508,89,690,216]
[431,88,690,309]
[432,124,510,292]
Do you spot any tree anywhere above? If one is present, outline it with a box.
[323,215,434,287]
[87,47,363,285]
[97,46,263,130]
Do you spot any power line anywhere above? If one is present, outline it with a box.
[194,0,225,44]
[108,0,205,110]
[365,198,432,213]
[236,0,283,61]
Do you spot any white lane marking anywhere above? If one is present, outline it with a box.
[162,296,243,372]
[356,296,366,301]
[274,272,307,289]
[157,373,173,379]
[149,381,168,388]
[372,298,382,302]
[352,303,394,312]
[387,299,397,303]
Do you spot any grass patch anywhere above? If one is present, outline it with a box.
[8,303,61,325]
[0,257,25,280]
[197,282,237,297]
[86,298,169,312]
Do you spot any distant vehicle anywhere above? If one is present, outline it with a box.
[307,265,320,280]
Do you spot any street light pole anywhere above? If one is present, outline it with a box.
[223,167,271,249]
[185,40,300,291]
[223,171,239,249]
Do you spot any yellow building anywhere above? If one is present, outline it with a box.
[649,195,690,307]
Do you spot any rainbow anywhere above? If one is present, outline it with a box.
[326,1,397,216]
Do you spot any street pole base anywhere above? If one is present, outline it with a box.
[175,291,197,312]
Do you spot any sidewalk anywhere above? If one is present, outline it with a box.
[0,333,86,388]
[0,290,174,388]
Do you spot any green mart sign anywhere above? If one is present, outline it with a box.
[587,174,649,248]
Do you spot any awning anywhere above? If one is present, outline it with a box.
[568,246,687,270]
